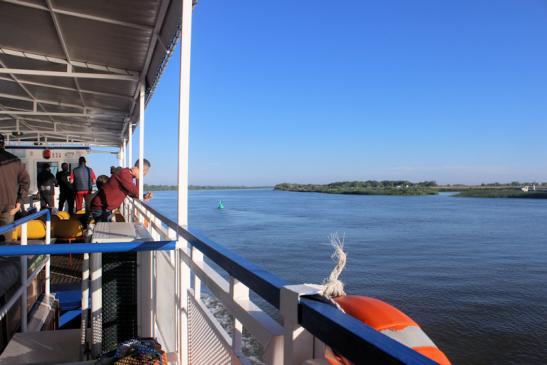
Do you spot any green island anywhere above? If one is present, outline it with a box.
[274,181,438,195]
[451,188,547,199]
[144,182,547,199]
[144,184,270,191]
[274,181,547,199]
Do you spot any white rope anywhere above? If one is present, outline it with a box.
[322,232,347,312]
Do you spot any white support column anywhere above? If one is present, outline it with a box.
[118,140,125,168]
[136,83,153,338]
[122,138,127,167]
[177,0,194,363]
[138,84,144,200]
[45,218,51,297]
[81,253,89,360]
[90,252,102,357]
[128,123,133,167]
[20,223,28,333]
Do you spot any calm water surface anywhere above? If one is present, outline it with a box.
[149,189,547,365]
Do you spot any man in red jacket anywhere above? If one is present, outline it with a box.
[90,159,152,222]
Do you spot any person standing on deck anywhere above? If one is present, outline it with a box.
[0,134,30,242]
[90,159,152,222]
[37,163,56,210]
[56,162,74,214]
[70,156,96,212]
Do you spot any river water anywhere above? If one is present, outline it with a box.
[149,189,547,365]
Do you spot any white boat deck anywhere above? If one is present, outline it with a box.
[0,329,81,365]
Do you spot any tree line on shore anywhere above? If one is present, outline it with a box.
[274,181,438,195]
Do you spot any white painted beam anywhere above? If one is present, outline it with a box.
[0,92,123,113]
[0,111,126,117]
[0,76,133,100]
[0,47,138,75]
[0,68,139,81]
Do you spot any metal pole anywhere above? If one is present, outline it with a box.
[20,223,28,333]
[137,83,153,338]
[81,253,89,360]
[138,84,144,201]
[177,0,194,363]
[128,123,133,167]
[118,143,124,168]
[122,138,127,167]
[90,252,102,357]
[45,217,51,297]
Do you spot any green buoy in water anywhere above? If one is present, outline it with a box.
[217,200,224,209]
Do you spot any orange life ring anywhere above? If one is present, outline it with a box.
[325,295,451,365]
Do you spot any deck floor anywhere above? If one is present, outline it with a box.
[51,255,82,286]
[0,329,81,364]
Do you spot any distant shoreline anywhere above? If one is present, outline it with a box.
[274,181,437,196]
[144,182,547,199]
[274,181,547,199]
[144,184,272,191]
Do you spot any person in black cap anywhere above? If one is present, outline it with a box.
[0,133,30,242]
[37,163,56,210]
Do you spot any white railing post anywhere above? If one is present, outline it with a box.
[81,253,89,359]
[191,247,203,299]
[138,208,153,338]
[176,0,194,362]
[176,238,191,365]
[20,222,28,333]
[280,284,323,365]
[229,278,249,357]
[90,252,102,357]
[45,217,51,296]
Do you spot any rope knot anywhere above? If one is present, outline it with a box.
[322,233,347,303]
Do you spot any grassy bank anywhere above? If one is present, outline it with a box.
[274,181,438,196]
[453,189,547,199]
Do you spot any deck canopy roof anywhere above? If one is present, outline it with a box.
[0,0,185,146]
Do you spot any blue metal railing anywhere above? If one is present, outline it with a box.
[0,241,176,256]
[0,209,51,235]
[0,203,440,364]
[136,201,440,365]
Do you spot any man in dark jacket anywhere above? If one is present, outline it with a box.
[56,162,74,214]
[90,159,152,222]
[70,156,96,212]
[0,134,30,242]
[37,163,56,210]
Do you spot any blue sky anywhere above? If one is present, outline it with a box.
[90,0,547,185]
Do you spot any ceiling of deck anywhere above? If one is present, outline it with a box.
[0,0,186,146]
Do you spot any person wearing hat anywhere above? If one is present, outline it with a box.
[0,134,30,242]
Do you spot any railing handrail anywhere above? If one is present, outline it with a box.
[0,240,176,256]
[0,201,438,364]
[135,201,441,364]
[0,209,50,235]
[139,199,287,308]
